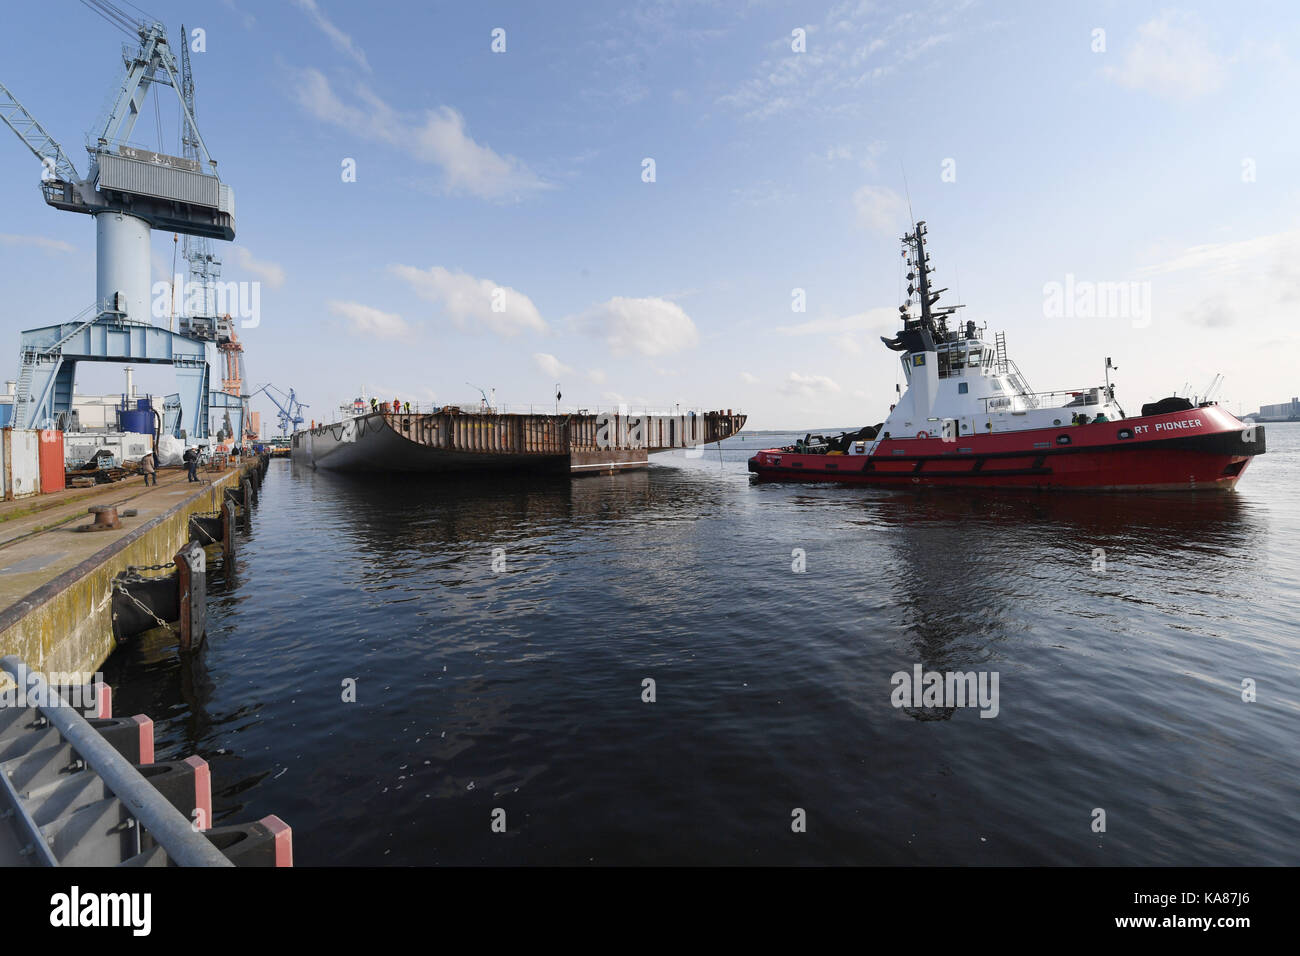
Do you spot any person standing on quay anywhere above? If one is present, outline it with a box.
[185,447,199,483]
[140,451,156,486]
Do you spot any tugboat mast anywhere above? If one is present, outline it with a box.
[883,220,963,352]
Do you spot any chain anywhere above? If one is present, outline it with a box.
[111,581,173,632]
[189,523,219,545]
[121,563,175,575]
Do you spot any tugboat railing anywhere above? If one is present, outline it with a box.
[981,387,1106,411]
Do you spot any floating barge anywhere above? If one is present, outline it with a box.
[292,407,747,475]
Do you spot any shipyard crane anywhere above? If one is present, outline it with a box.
[177,20,226,340]
[0,0,235,436]
[467,382,496,412]
[251,384,308,438]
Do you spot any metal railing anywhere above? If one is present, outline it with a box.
[981,387,1106,411]
[325,402,742,423]
[0,656,234,867]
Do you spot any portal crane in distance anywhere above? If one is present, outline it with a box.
[250,384,308,438]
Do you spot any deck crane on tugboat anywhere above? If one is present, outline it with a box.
[748,220,1266,491]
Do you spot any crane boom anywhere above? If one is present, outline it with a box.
[0,81,80,184]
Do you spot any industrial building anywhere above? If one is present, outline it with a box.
[1256,397,1299,421]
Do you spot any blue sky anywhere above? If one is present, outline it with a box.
[2,0,1299,431]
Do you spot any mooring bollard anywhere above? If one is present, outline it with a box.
[174,541,206,653]
[82,505,121,531]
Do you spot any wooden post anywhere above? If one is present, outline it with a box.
[222,498,237,562]
[174,541,206,653]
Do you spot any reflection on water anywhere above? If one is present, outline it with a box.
[101,427,1300,865]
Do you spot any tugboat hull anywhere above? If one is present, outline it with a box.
[748,407,1264,491]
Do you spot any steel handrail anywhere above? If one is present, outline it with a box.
[0,656,233,867]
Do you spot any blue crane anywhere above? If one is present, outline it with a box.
[0,1,235,436]
[251,384,308,438]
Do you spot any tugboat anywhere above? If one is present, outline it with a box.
[748,221,1265,491]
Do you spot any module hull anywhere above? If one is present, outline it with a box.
[293,409,746,475]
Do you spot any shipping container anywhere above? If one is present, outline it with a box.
[2,428,43,499]
[38,429,64,494]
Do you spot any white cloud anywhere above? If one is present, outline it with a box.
[780,371,842,397]
[533,352,574,378]
[740,371,760,384]
[292,69,549,200]
[290,0,371,72]
[831,333,863,355]
[1138,230,1300,281]
[327,300,410,339]
[389,264,546,336]
[0,234,74,253]
[1103,13,1227,99]
[231,247,286,288]
[573,296,700,356]
[719,3,968,120]
[588,368,608,384]
[220,0,256,30]
[776,307,898,336]
[1137,229,1300,329]
[853,185,908,233]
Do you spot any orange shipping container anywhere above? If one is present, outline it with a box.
[38,430,65,494]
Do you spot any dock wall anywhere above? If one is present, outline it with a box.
[0,464,254,676]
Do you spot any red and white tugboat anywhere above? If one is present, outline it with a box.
[748,221,1265,491]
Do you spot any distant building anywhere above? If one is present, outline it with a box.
[1257,397,1300,420]
[0,380,164,431]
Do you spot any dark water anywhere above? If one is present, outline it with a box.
[103,425,1300,865]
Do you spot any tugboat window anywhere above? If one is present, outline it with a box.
[958,383,969,394]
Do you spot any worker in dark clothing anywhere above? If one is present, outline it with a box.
[184,447,199,482]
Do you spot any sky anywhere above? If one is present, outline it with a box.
[2,0,1299,432]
